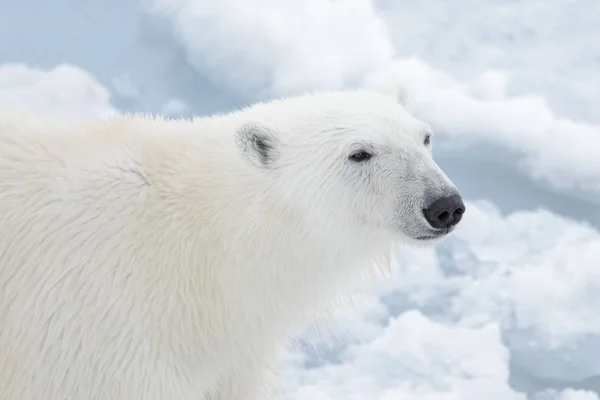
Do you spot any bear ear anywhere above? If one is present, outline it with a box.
[394,84,412,108]
[370,77,414,109]
[382,82,412,108]
[236,122,279,168]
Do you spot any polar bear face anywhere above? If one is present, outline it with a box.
[237,90,465,246]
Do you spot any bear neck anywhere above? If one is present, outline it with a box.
[216,191,392,338]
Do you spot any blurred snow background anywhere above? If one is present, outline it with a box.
[1,0,599,398]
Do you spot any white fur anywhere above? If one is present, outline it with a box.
[0,89,460,399]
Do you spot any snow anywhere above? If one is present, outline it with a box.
[282,311,521,400]
[376,0,600,125]
[2,0,600,398]
[0,63,116,119]
[280,201,600,399]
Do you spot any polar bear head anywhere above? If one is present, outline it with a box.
[236,89,465,247]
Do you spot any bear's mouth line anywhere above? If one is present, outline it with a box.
[415,235,440,240]
[414,228,451,240]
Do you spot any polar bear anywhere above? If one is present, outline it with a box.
[0,89,464,400]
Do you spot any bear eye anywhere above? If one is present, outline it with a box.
[349,150,372,162]
[424,133,431,146]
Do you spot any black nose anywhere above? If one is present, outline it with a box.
[423,194,465,229]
